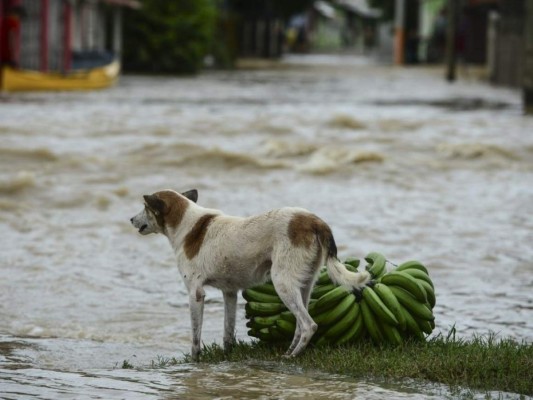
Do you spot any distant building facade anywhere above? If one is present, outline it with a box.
[403,0,527,88]
[0,0,139,73]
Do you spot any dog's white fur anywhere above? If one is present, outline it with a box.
[131,189,370,360]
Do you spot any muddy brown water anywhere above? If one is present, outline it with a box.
[0,55,532,399]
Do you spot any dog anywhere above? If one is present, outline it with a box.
[130,189,370,360]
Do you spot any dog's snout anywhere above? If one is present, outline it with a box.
[130,217,134,223]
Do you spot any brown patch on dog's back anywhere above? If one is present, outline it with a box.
[288,212,333,250]
[153,190,189,230]
[184,214,218,259]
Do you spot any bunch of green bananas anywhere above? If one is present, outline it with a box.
[244,252,436,346]
[362,257,436,345]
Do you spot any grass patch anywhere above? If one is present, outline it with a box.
[146,332,532,396]
[121,359,134,369]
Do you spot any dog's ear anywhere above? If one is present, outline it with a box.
[181,189,198,203]
[143,194,166,216]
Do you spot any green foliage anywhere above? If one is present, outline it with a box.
[121,0,317,73]
[122,0,216,74]
[121,359,134,369]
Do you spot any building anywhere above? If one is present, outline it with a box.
[0,0,139,91]
[488,0,526,87]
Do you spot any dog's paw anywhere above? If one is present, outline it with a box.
[282,353,295,359]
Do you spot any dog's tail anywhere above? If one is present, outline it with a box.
[323,234,371,290]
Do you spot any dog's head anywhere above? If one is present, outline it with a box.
[130,189,198,235]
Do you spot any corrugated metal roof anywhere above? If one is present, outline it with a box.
[335,0,381,18]
[314,1,337,19]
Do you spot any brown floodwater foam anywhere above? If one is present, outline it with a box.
[0,171,36,194]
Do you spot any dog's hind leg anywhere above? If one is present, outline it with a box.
[271,267,318,357]
[223,291,237,352]
[285,246,323,355]
[287,324,302,356]
[285,272,317,355]
[188,285,205,362]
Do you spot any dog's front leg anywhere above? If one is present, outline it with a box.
[189,285,205,362]
[222,291,237,352]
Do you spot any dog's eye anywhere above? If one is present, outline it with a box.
[144,204,155,215]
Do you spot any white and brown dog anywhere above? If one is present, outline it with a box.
[130,189,370,360]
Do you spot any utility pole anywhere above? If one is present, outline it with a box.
[394,0,405,65]
[445,0,458,82]
[524,0,533,114]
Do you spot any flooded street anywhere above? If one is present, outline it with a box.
[1,55,532,398]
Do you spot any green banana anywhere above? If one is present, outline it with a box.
[313,286,350,314]
[388,286,434,321]
[401,268,434,288]
[335,311,364,345]
[381,271,427,303]
[276,319,296,337]
[252,314,281,328]
[242,288,282,304]
[311,283,337,299]
[249,327,273,342]
[307,298,317,310]
[417,280,436,309]
[344,257,360,269]
[373,283,406,330]
[399,304,425,340]
[245,301,287,317]
[369,264,386,280]
[313,293,356,326]
[307,300,317,315]
[324,302,361,339]
[396,260,429,275]
[360,299,385,344]
[344,263,358,273]
[316,269,331,285]
[268,326,287,341]
[279,310,296,324]
[249,282,278,296]
[247,328,259,338]
[362,286,398,326]
[365,252,387,279]
[249,320,278,332]
[314,333,330,347]
[256,327,273,342]
[415,316,433,335]
[379,320,403,346]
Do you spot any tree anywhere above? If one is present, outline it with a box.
[122,0,216,74]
